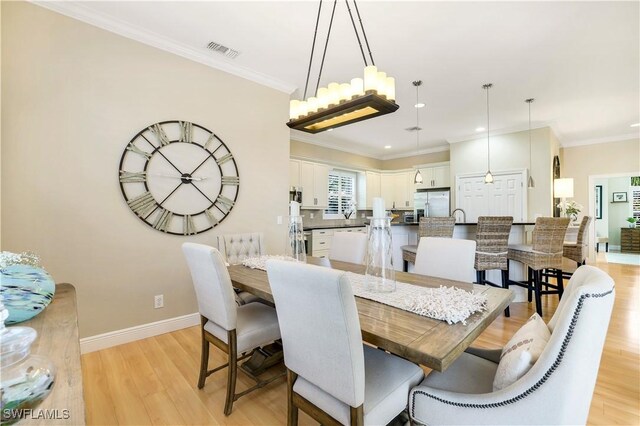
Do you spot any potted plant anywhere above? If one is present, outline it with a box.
[557,200,583,223]
[626,217,638,228]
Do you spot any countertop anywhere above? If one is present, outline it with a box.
[306,221,535,230]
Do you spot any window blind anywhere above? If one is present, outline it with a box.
[326,170,356,216]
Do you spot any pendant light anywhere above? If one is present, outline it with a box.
[482,83,494,184]
[526,98,535,188]
[287,0,398,133]
[413,80,424,184]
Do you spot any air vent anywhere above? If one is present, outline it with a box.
[206,41,240,59]
[405,126,422,132]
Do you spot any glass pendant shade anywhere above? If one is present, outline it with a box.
[414,170,423,184]
[484,171,494,184]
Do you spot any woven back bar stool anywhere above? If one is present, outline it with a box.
[563,216,592,268]
[401,217,456,271]
[474,216,513,316]
[507,217,570,317]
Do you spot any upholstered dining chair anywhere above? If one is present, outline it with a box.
[507,217,570,317]
[409,265,615,425]
[218,232,265,304]
[266,260,424,426]
[329,231,368,264]
[414,237,477,283]
[475,216,513,316]
[401,217,456,272]
[182,243,282,415]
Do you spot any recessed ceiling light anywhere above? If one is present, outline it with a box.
[475,127,485,132]
[414,103,425,108]
[631,123,640,127]
[384,145,392,149]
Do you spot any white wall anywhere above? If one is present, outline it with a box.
[450,127,553,220]
[1,2,290,337]
[607,177,633,246]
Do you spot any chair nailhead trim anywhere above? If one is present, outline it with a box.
[410,288,614,417]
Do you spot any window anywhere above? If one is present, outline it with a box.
[324,170,357,219]
[632,176,640,220]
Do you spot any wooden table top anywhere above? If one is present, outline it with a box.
[14,283,85,425]
[228,258,513,372]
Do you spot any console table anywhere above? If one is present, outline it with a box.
[16,283,85,425]
[621,228,640,253]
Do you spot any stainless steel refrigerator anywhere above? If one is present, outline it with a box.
[414,189,451,218]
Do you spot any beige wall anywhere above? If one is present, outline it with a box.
[450,128,554,220]
[2,2,290,337]
[290,140,382,170]
[381,151,450,170]
[291,139,450,171]
[561,138,640,248]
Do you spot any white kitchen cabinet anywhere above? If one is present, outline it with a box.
[393,173,410,209]
[378,172,414,210]
[380,174,395,209]
[290,160,300,187]
[365,171,381,209]
[416,163,450,189]
[406,171,416,209]
[299,161,329,209]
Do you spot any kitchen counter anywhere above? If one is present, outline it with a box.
[304,224,367,231]
[307,222,535,229]
[392,222,536,226]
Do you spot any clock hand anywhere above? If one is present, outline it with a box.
[147,173,183,179]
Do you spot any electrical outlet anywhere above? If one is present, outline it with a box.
[277,215,283,225]
[154,294,164,309]
[310,213,314,219]
[361,213,365,218]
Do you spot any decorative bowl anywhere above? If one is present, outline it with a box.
[0,265,55,324]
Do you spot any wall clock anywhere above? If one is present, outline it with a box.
[118,120,239,235]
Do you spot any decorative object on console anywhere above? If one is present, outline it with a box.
[0,252,54,325]
[627,217,638,228]
[482,83,494,184]
[554,178,577,221]
[557,200,582,223]
[119,120,239,235]
[526,98,535,188]
[365,198,396,292]
[287,0,398,133]
[413,80,424,184]
[288,201,307,262]
[0,297,56,425]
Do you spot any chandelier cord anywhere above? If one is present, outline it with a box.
[416,84,420,153]
[345,0,368,66]
[353,0,375,66]
[528,100,532,171]
[486,85,491,171]
[303,0,323,100]
[314,0,338,97]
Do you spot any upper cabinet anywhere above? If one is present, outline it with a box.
[379,171,414,210]
[416,163,450,189]
[293,160,329,208]
[364,171,381,210]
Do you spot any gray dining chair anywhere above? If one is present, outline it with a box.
[218,232,265,304]
[266,260,424,425]
[414,237,477,283]
[182,243,282,415]
[409,265,615,425]
[329,231,368,264]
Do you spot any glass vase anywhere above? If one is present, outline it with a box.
[0,301,56,425]
[287,215,306,262]
[365,217,396,292]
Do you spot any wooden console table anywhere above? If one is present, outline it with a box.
[13,283,86,425]
[621,227,640,253]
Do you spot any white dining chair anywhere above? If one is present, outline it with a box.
[266,260,424,426]
[218,232,265,304]
[409,265,615,425]
[329,231,368,264]
[182,243,282,415]
[414,237,477,282]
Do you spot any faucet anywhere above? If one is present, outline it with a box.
[451,208,466,223]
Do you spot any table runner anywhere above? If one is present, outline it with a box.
[240,256,487,325]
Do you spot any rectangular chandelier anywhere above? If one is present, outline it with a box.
[287,66,399,134]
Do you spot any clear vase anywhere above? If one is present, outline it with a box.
[287,216,306,263]
[0,301,56,425]
[365,217,396,292]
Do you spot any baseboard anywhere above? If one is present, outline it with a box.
[80,312,200,354]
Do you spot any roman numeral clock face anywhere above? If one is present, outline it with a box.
[119,121,240,235]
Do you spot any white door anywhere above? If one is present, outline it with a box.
[456,171,526,222]
[489,174,524,221]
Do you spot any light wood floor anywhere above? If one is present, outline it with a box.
[82,254,640,425]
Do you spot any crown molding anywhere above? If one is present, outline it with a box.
[446,122,555,144]
[30,1,297,94]
[560,133,639,148]
[379,145,450,161]
[290,131,383,159]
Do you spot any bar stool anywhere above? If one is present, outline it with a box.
[507,217,569,317]
[401,217,455,272]
[563,216,592,269]
[474,216,513,316]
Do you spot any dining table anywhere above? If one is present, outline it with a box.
[228,256,513,372]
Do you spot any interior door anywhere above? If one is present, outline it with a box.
[489,174,523,221]
[457,176,488,222]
